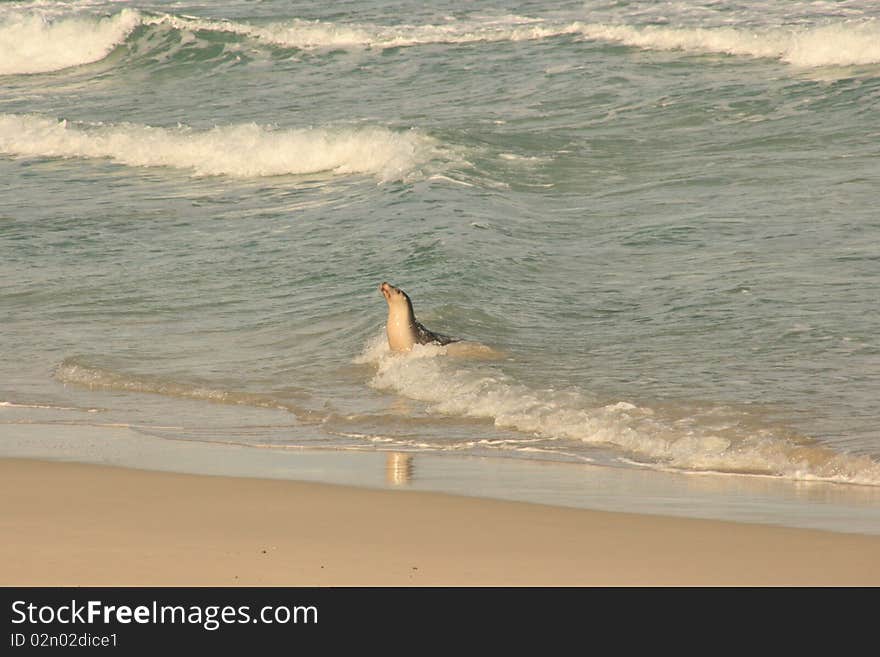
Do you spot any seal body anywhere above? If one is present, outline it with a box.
[379,282,457,352]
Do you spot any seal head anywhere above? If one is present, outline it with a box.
[379,282,457,352]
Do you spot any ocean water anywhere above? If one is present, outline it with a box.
[2,1,880,502]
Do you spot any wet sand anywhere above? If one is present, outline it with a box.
[2,457,878,586]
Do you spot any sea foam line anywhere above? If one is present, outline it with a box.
[358,336,880,487]
[0,400,100,413]
[577,20,880,68]
[144,12,880,67]
[0,7,141,75]
[0,113,436,180]
[2,7,878,76]
[53,358,310,416]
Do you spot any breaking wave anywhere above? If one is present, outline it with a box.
[3,6,878,76]
[578,20,880,68]
[146,13,586,50]
[142,12,880,67]
[357,336,880,487]
[0,113,437,180]
[0,8,140,75]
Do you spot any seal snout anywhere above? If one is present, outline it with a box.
[380,281,404,301]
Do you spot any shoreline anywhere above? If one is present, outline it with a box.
[2,456,880,586]
[2,422,880,537]
[2,421,880,537]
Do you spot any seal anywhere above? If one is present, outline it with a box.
[379,281,458,352]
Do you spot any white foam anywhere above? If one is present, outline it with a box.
[150,13,880,67]
[0,400,99,413]
[0,8,141,75]
[577,20,880,68]
[143,13,584,50]
[359,338,880,486]
[4,8,875,76]
[0,114,436,180]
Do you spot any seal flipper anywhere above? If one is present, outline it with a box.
[414,320,458,346]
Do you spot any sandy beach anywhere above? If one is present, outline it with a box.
[1,457,878,586]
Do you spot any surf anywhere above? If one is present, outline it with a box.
[4,6,878,79]
[0,113,438,180]
[0,8,141,75]
[576,20,880,68]
[357,335,880,487]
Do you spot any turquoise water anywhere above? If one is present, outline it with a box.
[2,1,880,493]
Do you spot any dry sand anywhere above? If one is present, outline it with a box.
[1,457,878,586]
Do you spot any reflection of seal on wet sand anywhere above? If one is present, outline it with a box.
[385,452,414,486]
[379,281,458,352]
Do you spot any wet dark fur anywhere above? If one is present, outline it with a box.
[402,291,458,346]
